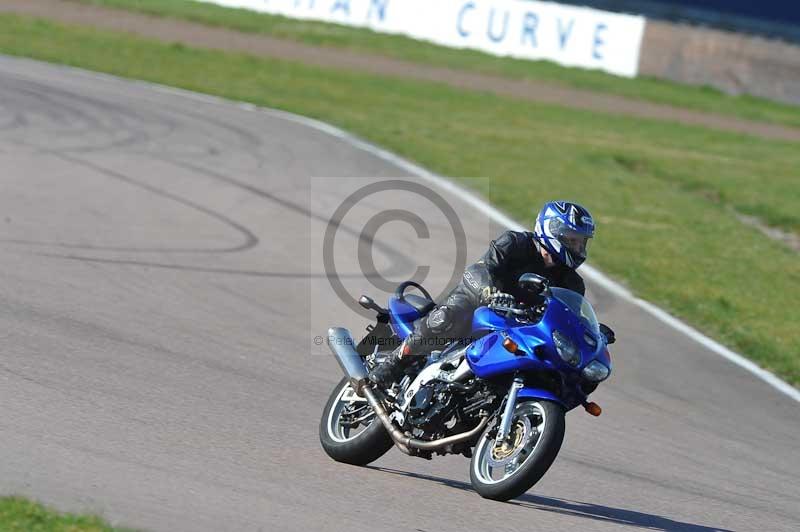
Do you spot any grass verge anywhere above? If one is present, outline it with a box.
[73,0,800,128]
[0,496,121,531]
[0,13,798,385]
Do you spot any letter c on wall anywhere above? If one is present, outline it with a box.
[458,2,476,38]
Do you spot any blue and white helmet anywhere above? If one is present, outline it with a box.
[533,201,595,269]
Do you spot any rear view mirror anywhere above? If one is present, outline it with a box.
[519,273,548,294]
[600,323,616,344]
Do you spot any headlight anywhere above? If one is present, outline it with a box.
[552,330,580,366]
[582,360,610,382]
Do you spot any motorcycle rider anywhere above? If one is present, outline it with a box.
[369,200,595,387]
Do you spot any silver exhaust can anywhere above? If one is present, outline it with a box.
[326,327,369,392]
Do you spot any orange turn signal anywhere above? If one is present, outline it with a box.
[502,337,519,354]
[583,402,602,417]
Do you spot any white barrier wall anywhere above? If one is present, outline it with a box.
[196,0,646,77]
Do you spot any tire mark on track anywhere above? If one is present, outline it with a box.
[35,253,388,279]
[2,150,260,254]
[0,77,160,152]
[163,157,419,279]
[3,71,423,280]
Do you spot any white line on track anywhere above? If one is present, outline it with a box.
[20,57,800,404]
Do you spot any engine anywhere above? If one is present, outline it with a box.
[395,345,499,443]
[406,381,455,429]
[406,379,498,438]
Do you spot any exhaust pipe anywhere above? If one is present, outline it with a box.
[327,327,490,453]
[361,386,489,452]
[327,327,369,394]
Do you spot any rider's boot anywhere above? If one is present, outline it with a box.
[368,342,412,388]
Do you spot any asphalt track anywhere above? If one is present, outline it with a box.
[1,55,798,532]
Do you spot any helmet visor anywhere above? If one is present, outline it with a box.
[559,230,590,261]
[548,217,592,262]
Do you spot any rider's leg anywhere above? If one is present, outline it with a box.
[369,285,475,387]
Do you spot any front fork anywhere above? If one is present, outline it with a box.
[495,376,524,444]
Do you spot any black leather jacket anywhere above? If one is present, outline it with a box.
[463,230,585,303]
[406,230,587,353]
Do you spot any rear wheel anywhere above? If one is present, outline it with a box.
[470,400,565,501]
[319,377,393,465]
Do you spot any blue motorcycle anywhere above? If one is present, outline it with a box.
[320,273,614,501]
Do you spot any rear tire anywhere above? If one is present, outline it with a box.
[319,377,393,466]
[470,400,565,501]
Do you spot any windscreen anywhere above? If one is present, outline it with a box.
[550,287,600,334]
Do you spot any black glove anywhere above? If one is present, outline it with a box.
[481,287,516,309]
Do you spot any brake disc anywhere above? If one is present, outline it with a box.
[487,416,532,467]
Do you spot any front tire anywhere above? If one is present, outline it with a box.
[319,377,393,465]
[470,400,565,501]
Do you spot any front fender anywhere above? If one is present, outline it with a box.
[517,386,567,409]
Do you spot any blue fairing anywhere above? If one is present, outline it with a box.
[466,328,551,377]
[465,288,612,411]
[471,306,508,334]
[518,387,566,409]
[386,286,612,412]
[468,301,596,379]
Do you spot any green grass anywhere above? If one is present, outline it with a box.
[0,13,798,385]
[72,0,800,128]
[0,497,121,531]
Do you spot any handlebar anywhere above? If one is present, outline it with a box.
[487,304,529,316]
[487,302,544,323]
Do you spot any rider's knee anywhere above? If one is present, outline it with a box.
[425,306,454,334]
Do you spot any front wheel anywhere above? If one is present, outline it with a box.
[470,400,565,501]
[319,377,393,466]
